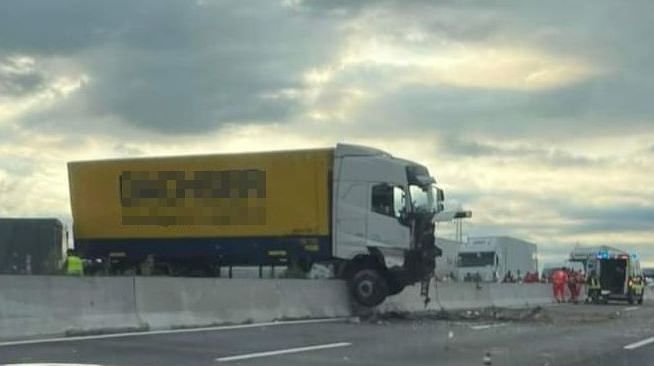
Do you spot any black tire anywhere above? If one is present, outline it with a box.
[349,269,389,307]
[638,291,645,305]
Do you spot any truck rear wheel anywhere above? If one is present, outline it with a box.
[350,269,388,307]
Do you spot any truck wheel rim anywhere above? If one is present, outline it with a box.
[358,280,374,297]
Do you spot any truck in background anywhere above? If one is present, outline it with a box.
[434,237,461,280]
[68,144,445,306]
[457,236,538,282]
[570,245,645,304]
[0,218,66,274]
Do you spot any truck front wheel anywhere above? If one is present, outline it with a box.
[350,269,389,307]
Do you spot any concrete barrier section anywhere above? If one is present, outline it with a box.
[379,282,493,313]
[0,275,141,340]
[134,277,351,330]
[436,282,493,310]
[489,283,522,308]
[519,284,555,305]
[377,283,441,313]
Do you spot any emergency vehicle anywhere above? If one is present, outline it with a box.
[570,246,645,304]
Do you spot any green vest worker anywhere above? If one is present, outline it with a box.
[65,250,84,276]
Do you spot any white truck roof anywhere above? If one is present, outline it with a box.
[461,236,537,251]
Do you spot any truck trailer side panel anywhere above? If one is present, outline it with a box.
[495,237,538,278]
[0,218,65,274]
[68,149,333,266]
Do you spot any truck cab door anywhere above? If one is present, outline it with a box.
[366,183,411,266]
[334,181,368,258]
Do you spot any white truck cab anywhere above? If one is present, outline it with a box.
[332,144,444,306]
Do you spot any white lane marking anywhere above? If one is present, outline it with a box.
[2,364,103,366]
[470,323,508,330]
[215,342,352,362]
[0,318,350,348]
[624,306,640,312]
[1,364,103,366]
[624,336,654,350]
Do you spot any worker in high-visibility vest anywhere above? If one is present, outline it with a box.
[586,270,600,303]
[64,249,84,276]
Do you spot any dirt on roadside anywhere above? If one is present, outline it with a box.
[368,303,632,325]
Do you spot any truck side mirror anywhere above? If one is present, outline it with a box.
[437,188,444,212]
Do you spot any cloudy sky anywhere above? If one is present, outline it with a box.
[0,0,652,266]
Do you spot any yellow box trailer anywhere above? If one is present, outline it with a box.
[69,148,332,270]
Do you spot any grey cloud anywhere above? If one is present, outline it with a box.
[113,143,145,157]
[314,0,654,141]
[349,76,654,141]
[0,1,132,55]
[560,205,654,234]
[439,138,599,167]
[439,139,515,157]
[3,0,344,134]
[0,177,20,214]
[446,188,654,240]
[3,0,654,138]
[0,57,46,97]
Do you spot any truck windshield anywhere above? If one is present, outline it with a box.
[409,184,434,214]
[458,252,495,267]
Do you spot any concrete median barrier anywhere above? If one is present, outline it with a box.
[376,283,441,313]
[513,284,554,306]
[380,282,553,314]
[490,284,555,308]
[436,282,493,310]
[134,277,351,330]
[1,275,560,342]
[0,275,142,340]
[379,282,494,313]
[488,283,521,308]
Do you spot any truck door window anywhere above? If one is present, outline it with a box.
[371,184,394,217]
[371,184,405,219]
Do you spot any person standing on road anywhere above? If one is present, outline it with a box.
[9,252,21,274]
[503,270,515,283]
[567,268,579,303]
[552,268,568,303]
[587,270,601,303]
[576,270,586,302]
[64,249,84,276]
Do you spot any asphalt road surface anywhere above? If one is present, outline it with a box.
[2,302,654,366]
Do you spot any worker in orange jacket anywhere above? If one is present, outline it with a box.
[567,269,579,303]
[551,268,569,303]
